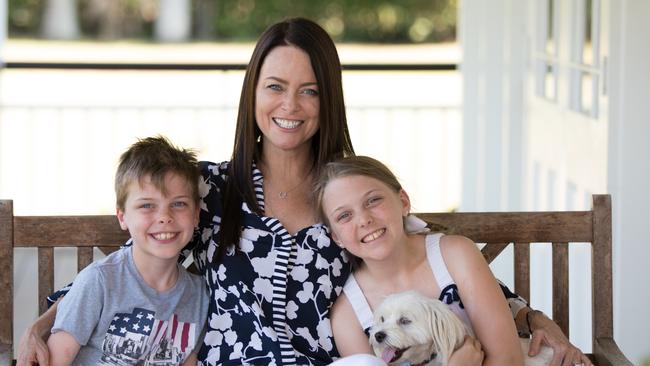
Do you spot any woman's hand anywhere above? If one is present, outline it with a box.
[528,311,593,366]
[16,325,50,366]
[448,335,484,366]
[16,300,59,366]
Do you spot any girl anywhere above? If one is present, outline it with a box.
[316,156,523,365]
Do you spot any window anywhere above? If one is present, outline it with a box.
[570,0,601,118]
[535,0,558,101]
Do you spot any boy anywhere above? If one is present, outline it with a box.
[47,136,208,366]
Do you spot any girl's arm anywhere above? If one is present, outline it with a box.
[330,293,374,356]
[440,235,524,366]
[46,331,81,366]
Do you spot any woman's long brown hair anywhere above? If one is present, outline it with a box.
[217,17,355,260]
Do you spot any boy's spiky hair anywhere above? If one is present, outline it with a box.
[115,136,199,210]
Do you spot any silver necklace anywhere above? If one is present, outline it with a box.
[276,179,304,199]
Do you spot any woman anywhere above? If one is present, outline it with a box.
[18,18,590,366]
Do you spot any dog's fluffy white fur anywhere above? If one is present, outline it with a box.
[369,291,553,366]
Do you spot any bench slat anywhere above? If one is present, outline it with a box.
[0,201,14,347]
[553,242,570,338]
[38,247,54,316]
[78,247,94,272]
[481,242,509,264]
[514,243,530,302]
[13,216,129,247]
[419,211,593,243]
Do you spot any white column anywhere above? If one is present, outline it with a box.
[154,0,192,42]
[41,0,80,40]
[460,0,527,211]
[608,1,650,363]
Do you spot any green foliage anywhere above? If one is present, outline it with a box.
[214,0,457,43]
[7,0,457,43]
[8,0,42,36]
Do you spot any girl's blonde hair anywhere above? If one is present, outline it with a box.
[315,155,402,226]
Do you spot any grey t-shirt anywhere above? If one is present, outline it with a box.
[52,246,208,365]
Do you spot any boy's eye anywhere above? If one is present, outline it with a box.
[140,203,154,209]
[171,201,188,208]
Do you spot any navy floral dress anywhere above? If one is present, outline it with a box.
[188,161,350,365]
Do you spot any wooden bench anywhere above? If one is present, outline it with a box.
[0,195,631,365]
[0,200,128,365]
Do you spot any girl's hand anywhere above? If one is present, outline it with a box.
[448,335,484,366]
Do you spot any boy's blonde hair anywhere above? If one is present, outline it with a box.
[115,136,200,210]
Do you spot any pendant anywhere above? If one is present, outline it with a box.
[279,191,288,199]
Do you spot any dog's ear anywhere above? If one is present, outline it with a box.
[424,300,467,366]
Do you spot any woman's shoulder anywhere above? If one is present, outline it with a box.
[199,160,230,175]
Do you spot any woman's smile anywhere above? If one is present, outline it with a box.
[273,117,303,130]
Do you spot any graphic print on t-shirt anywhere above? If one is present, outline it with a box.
[99,307,196,366]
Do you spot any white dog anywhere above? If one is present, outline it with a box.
[369,291,553,366]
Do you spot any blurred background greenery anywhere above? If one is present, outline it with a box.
[7,0,457,43]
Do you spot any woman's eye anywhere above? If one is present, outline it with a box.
[398,317,411,325]
[301,88,319,96]
[267,84,282,91]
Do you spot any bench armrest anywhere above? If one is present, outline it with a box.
[594,337,633,366]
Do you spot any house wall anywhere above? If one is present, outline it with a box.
[460,0,649,362]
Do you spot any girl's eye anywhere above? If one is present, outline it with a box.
[336,212,351,222]
[398,316,411,325]
[367,196,382,206]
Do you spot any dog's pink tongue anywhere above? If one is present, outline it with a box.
[381,347,397,363]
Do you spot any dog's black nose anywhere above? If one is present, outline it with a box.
[374,331,386,343]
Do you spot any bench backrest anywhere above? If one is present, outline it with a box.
[0,195,629,365]
[0,200,127,363]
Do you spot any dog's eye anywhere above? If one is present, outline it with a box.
[380,316,385,323]
[398,316,411,325]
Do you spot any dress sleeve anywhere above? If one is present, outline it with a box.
[51,264,105,346]
[497,279,529,318]
[178,160,228,272]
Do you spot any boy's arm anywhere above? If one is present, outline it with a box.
[46,331,81,366]
[16,299,59,366]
